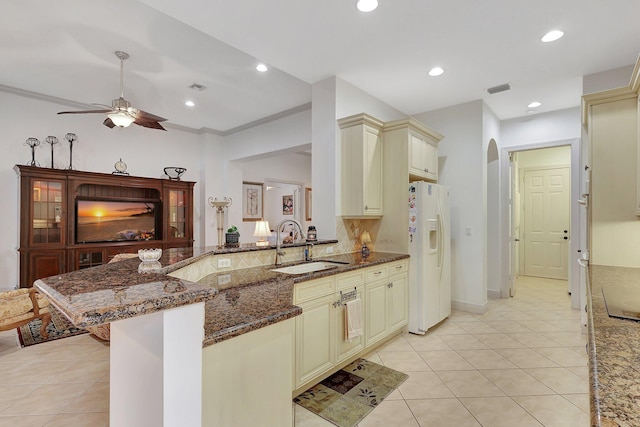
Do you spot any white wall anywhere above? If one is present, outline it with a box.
[483,106,501,298]
[414,101,487,312]
[583,65,635,94]
[0,90,204,289]
[501,108,581,145]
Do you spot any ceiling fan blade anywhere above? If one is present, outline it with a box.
[133,119,167,131]
[135,109,167,123]
[103,117,116,128]
[58,109,112,115]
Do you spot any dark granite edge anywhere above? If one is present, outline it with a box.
[34,278,217,328]
[289,254,410,283]
[203,305,302,346]
[586,267,602,427]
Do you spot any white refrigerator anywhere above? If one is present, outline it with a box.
[408,182,451,334]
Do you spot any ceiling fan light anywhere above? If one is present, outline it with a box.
[108,112,135,127]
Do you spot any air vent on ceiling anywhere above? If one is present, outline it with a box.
[487,83,511,95]
[189,83,207,91]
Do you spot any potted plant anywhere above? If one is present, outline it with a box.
[225,225,240,247]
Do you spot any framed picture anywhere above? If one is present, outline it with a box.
[305,187,312,221]
[242,182,263,221]
[282,195,293,215]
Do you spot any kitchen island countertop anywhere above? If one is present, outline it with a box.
[588,265,640,427]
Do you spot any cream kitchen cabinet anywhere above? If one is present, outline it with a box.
[293,261,408,394]
[384,117,443,183]
[338,113,384,218]
[364,260,408,347]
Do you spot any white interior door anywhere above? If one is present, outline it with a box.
[523,167,570,279]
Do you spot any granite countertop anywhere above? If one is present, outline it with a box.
[588,265,640,427]
[35,248,408,347]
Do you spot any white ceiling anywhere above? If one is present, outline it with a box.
[2,0,639,133]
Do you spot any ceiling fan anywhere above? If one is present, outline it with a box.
[58,51,167,131]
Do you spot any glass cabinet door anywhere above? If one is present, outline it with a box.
[32,179,64,245]
[168,189,186,239]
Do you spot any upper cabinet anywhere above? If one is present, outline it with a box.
[384,117,443,182]
[338,113,384,218]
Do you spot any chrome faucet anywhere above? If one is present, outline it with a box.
[275,219,306,266]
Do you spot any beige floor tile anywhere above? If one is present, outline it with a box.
[403,333,451,351]
[435,370,505,398]
[483,321,533,334]
[0,384,39,405]
[417,350,474,371]
[406,398,481,427]
[513,395,590,427]
[479,369,555,396]
[456,321,501,334]
[541,331,587,347]
[0,414,53,426]
[49,358,109,383]
[3,382,94,416]
[384,389,403,400]
[375,335,413,352]
[44,412,109,427]
[377,351,431,372]
[524,367,589,394]
[460,396,543,427]
[448,311,482,323]
[429,322,467,335]
[398,372,453,399]
[507,332,564,348]
[495,348,559,369]
[516,320,562,333]
[456,349,517,370]
[531,346,587,367]
[0,361,75,385]
[473,333,526,349]
[357,400,419,427]
[62,382,109,413]
[562,393,590,413]
[567,365,590,381]
[438,334,489,350]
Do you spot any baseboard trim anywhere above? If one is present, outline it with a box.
[451,300,488,314]
[487,289,502,299]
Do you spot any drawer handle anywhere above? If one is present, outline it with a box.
[395,265,403,270]
[374,271,382,275]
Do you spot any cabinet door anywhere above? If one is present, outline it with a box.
[167,188,187,239]
[23,250,65,287]
[409,132,427,178]
[295,294,335,387]
[424,142,438,181]
[364,279,388,347]
[335,286,365,363]
[362,125,383,216]
[387,273,408,332]
[30,178,65,246]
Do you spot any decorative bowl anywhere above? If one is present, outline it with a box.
[164,167,187,180]
[138,248,162,263]
[138,260,162,273]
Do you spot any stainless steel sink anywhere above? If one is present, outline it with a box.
[271,261,344,275]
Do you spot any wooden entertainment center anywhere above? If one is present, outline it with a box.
[15,165,195,288]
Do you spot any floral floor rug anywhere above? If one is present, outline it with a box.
[294,358,408,427]
[17,305,88,347]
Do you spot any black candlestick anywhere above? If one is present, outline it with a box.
[44,136,59,169]
[24,137,41,166]
[65,133,78,170]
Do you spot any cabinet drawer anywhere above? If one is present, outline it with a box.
[294,277,335,304]
[336,270,365,290]
[388,260,408,276]
[366,265,388,281]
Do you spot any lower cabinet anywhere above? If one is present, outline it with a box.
[294,260,408,392]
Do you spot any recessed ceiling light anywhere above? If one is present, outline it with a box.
[185,100,195,107]
[356,0,378,12]
[527,101,542,108]
[256,63,268,72]
[428,67,444,77]
[541,30,564,43]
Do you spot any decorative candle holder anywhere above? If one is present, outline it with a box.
[208,197,232,248]
[24,137,41,166]
[44,135,59,169]
[65,133,78,170]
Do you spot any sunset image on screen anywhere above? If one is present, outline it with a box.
[76,200,156,243]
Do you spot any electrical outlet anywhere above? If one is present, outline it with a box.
[326,247,334,254]
[217,258,231,268]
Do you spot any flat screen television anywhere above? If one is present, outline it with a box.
[76,199,159,243]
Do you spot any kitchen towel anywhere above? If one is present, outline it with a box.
[344,298,363,342]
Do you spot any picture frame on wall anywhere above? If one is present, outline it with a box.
[282,195,293,215]
[242,181,263,221]
[305,187,312,221]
